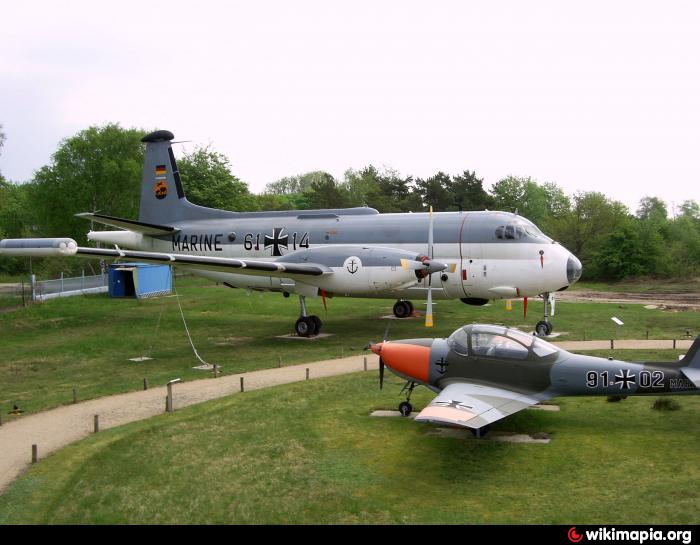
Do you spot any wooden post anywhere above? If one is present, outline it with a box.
[94,414,99,433]
[214,364,219,378]
[72,387,77,404]
[277,356,282,368]
[166,383,174,414]
[364,356,367,371]
[143,377,149,390]
[341,347,344,358]
[610,339,614,349]
[306,368,310,380]
[673,339,677,349]
[240,377,245,392]
[583,331,586,341]
[32,444,38,464]
[0,412,3,426]
[646,330,649,340]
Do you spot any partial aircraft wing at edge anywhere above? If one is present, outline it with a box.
[414,382,552,430]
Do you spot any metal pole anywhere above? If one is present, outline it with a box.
[60,272,64,294]
[82,269,85,291]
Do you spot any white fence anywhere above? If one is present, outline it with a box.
[33,272,109,301]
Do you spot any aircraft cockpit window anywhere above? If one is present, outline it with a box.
[495,224,525,240]
[447,327,469,355]
[506,329,534,347]
[495,219,552,243]
[532,337,558,357]
[471,333,529,360]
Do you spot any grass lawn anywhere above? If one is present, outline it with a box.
[0,369,697,524]
[1,276,699,417]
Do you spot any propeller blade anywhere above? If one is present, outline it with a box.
[321,289,328,313]
[425,287,434,327]
[428,205,434,259]
[382,322,391,343]
[379,358,385,389]
[523,296,528,319]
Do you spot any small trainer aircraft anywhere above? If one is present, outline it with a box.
[370,324,700,436]
[0,130,582,336]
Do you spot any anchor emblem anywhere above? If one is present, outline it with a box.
[347,259,359,274]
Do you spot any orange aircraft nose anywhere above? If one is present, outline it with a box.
[378,342,431,383]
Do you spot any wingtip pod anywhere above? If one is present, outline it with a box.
[0,238,78,257]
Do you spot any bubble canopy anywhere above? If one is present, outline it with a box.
[447,324,559,359]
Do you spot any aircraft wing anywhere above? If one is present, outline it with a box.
[0,239,331,278]
[414,382,552,430]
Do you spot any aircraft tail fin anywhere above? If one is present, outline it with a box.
[138,130,188,225]
[679,335,700,387]
[681,335,700,369]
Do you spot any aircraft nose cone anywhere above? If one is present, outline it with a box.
[567,254,582,284]
[380,342,431,383]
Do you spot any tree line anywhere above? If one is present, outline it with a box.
[0,123,698,281]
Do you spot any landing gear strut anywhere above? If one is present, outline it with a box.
[393,300,414,318]
[470,425,491,438]
[295,295,323,337]
[535,292,553,337]
[398,381,417,416]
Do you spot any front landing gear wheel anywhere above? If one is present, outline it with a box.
[535,320,553,337]
[295,316,317,337]
[309,315,322,335]
[393,300,413,318]
[470,425,491,438]
[398,401,413,417]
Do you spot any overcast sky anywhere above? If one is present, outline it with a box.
[1,0,698,213]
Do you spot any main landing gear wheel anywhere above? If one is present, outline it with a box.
[535,320,553,337]
[398,401,413,417]
[470,425,491,438]
[393,300,414,318]
[295,315,322,337]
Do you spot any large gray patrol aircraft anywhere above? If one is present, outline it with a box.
[0,130,582,336]
[370,324,700,437]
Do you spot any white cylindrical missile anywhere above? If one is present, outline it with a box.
[0,238,78,257]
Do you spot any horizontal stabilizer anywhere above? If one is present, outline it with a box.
[75,213,179,235]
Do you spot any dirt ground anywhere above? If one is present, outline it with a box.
[558,290,700,311]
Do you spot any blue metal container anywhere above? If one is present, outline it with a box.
[109,263,172,298]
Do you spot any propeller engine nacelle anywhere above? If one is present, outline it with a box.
[277,245,448,295]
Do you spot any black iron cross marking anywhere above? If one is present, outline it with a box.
[264,227,288,256]
[435,356,449,375]
[614,369,636,390]
[435,399,473,411]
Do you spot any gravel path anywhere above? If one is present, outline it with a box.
[0,338,693,494]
